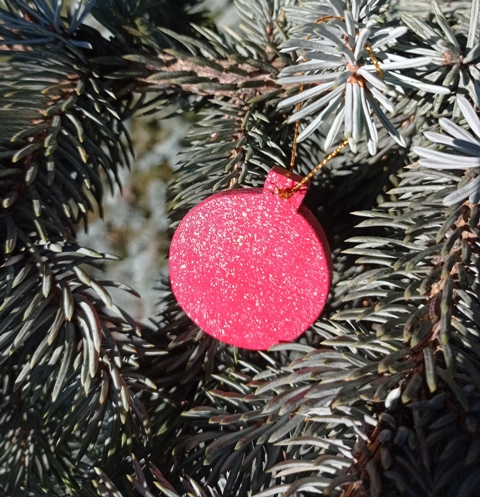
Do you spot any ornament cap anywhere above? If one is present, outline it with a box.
[264,166,309,210]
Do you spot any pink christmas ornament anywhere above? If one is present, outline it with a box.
[169,166,332,350]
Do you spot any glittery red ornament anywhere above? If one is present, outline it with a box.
[169,166,332,350]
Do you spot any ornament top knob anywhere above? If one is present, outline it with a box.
[264,166,309,210]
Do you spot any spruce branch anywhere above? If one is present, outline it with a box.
[140,1,296,219]
[0,31,132,244]
[314,166,480,496]
[0,1,171,493]
[415,95,480,205]
[277,0,449,154]
[89,0,206,51]
[397,0,480,114]
[134,48,281,100]
[0,240,161,493]
[126,0,292,108]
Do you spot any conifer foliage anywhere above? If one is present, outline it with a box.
[1,0,480,496]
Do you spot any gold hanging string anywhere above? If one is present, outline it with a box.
[364,44,383,78]
[279,139,349,199]
[289,82,304,172]
[316,15,344,24]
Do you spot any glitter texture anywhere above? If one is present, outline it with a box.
[169,167,332,350]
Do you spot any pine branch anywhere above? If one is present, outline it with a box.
[134,47,281,99]
[0,1,170,493]
[319,167,480,496]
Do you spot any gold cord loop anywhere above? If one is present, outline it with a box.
[316,15,344,24]
[365,44,383,79]
[280,139,349,199]
[289,83,304,172]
